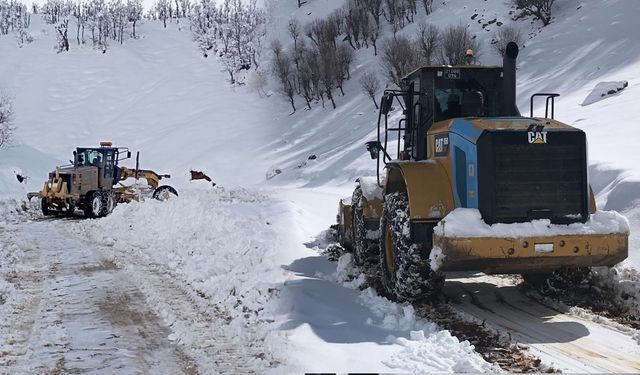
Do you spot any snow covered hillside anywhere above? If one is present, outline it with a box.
[0,16,273,198]
[2,0,640,373]
[262,0,640,266]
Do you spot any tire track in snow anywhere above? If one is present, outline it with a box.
[66,224,273,375]
[1,221,200,374]
[444,273,640,373]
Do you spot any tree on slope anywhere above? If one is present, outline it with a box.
[127,0,142,38]
[512,0,555,26]
[380,35,418,88]
[55,18,70,52]
[360,71,380,109]
[440,24,480,65]
[271,40,297,113]
[0,95,14,149]
[491,25,522,57]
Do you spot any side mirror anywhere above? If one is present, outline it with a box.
[381,94,393,115]
[127,151,132,158]
[365,141,381,160]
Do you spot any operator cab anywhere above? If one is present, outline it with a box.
[73,142,131,185]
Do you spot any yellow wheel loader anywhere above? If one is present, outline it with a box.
[336,43,629,301]
[28,142,177,218]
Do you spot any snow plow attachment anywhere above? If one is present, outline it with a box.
[431,210,629,273]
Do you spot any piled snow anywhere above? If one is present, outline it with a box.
[317,254,499,373]
[358,176,383,200]
[434,208,630,238]
[66,187,283,365]
[581,81,629,106]
[429,245,445,272]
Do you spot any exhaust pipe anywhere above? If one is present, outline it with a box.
[503,42,520,116]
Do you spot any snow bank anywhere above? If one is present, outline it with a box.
[319,254,499,373]
[581,81,629,106]
[358,176,383,201]
[434,208,629,238]
[67,187,282,366]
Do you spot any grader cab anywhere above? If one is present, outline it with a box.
[336,43,629,301]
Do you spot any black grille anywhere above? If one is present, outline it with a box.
[478,129,588,224]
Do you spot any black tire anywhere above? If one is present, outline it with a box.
[84,191,103,218]
[351,187,380,268]
[101,191,116,216]
[41,198,55,216]
[523,267,592,292]
[521,272,553,288]
[379,192,444,302]
[152,185,178,201]
[61,204,76,217]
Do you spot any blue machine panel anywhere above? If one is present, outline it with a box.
[448,131,479,209]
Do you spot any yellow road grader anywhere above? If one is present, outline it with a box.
[336,43,629,301]
[28,142,178,218]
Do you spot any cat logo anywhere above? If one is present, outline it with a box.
[527,131,548,144]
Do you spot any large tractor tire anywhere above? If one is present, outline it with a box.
[379,192,444,302]
[522,267,592,292]
[41,198,55,216]
[152,185,178,201]
[351,187,380,268]
[84,191,103,218]
[101,191,117,216]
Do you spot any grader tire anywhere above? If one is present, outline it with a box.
[379,192,444,302]
[152,185,178,201]
[352,187,380,268]
[84,191,103,218]
[101,191,117,216]
[41,198,55,216]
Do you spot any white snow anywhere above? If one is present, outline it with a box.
[434,208,630,238]
[581,81,629,106]
[358,176,383,201]
[429,245,445,272]
[2,0,640,372]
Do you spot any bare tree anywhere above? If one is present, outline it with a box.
[288,17,301,75]
[335,43,354,95]
[248,69,268,97]
[127,0,143,38]
[512,0,555,26]
[55,18,70,52]
[364,0,382,27]
[421,0,433,15]
[359,71,380,109]
[157,0,168,27]
[383,0,405,34]
[0,95,14,149]
[318,44,337,109]
[270,39,297,113]
[367,14,379,55]
[416,22,439,65]
[440,24,480,65]
[491,25,522,57]
[380,35,418,88]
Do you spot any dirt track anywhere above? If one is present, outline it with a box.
[0,220,261,374]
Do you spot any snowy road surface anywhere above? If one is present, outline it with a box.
[0,218,261,374]
[444,273,640,373]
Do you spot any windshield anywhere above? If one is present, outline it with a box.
[433,69,503,121]
[76,149,104,167]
